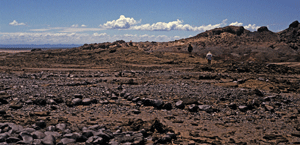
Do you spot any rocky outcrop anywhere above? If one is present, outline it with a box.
[257,26,269,32]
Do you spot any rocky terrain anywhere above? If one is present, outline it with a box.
[0,21,299,144]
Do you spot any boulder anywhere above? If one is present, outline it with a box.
[41,135,56,145]
[175,100,185,109]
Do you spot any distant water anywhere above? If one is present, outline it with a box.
[0,44,82,50]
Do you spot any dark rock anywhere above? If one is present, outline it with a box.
[157,134,172,143]
[31,131,45,139]
[198,105,212,111]
[47,126,56,131]
[115,134,135,143]
[295,124,300,131]
[44,131,61,138]
[253,89,264,97]
[47,99,57,105]
[18,132,33,144]
[57,138,76,145]
[238,105,248,112]
[0,133,9,142]
[56,123,66,131]
[162,102,172,110]
[82,130,94,138]
[22,128,36,133]
[111,93,118,100]
[153,99,164,108]
[32,139,42,145]
[131,109,141,114]
[93,136,105,144]
[188,104,198,112]
[0,123,8,129]
[72,98,82,106]
[0,110,6,115]
[265,105,274,111]
[166,132,176,139]
[141,98,154,106]
[263,134,288,142]
[9,103,23,109]
[132,97,140,102]
[63,133,81,140]
[291,132,300,137]
[7,123,23,133]
[0,98,8,104]
[74,94,83,99]
[33,98,47,105]
[6,136,21,143]
[88,125,104,131]
[41,135,56,145]
[175,100,185,109]
[35,120,46,129]
[86,136,98,144]
[82,98,92,105]
[93,131,113,141]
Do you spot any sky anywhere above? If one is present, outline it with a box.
[0,0,299,44]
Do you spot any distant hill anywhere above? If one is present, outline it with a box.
[132,20,300,62]
[75,20,300,62]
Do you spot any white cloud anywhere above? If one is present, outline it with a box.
[229,21,260,31]
[244,24,260,31]
[9,20,26,26]
[71,24,87,28]
[93,33,107,37]
[131,19,228,31]
[99,15,141,29]
[71,24,79,28]
[229,21,243,26]
[98,15,228,32]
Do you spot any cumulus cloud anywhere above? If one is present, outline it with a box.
[229,21,243,26]
[9,20,26,26]
[244,24,260,31]
[81,24,87,27]
[130,19,228,31]
[98,15,228,32]
[229,21,260,31]
[99,15,141,29]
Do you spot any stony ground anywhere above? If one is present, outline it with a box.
[0,46,300,144]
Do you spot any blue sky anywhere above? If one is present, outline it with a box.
[0,0,299,44]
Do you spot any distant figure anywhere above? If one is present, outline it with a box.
[206,51,212,64]
[188,43,193,53]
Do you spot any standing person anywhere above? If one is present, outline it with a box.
[188,43,193,54]
[206,51,212,64]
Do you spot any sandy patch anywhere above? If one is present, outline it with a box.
[0,50,30,53]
